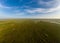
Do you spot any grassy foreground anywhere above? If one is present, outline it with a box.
[0,19,60,43]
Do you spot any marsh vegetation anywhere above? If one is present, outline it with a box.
[0,19,60,43]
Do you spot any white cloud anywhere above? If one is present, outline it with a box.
[0,3,12,8]
[26,1,60,13]
[25,0,60,14]
[38,0,59,7]
[47,5,60,13]
[30,9,60,19]
[26,5,60,14]
[26,8,46,13]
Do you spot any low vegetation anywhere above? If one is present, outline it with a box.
[0,19,60,43]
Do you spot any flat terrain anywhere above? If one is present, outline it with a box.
[0,19,60,43]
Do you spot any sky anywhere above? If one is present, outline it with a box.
[0,0,60,19]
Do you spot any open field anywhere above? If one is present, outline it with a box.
[0,19,60,43]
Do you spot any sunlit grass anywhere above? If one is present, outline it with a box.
[0,19,60,43]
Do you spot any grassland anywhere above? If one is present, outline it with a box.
[0,19,60,43]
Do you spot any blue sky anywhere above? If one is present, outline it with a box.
[0,0,60,19]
